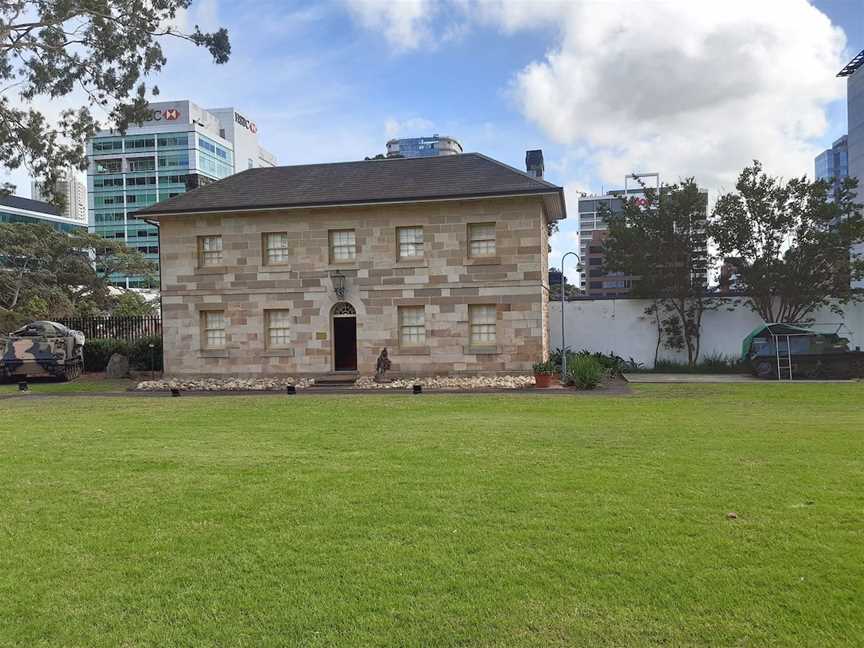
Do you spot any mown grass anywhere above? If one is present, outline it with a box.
[1,385,862,646]
[0,377,134,395]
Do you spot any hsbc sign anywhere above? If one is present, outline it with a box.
[144,107,182,122]
[234,112,257,134]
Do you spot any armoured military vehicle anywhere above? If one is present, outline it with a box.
[1,321,85,382]
[743,323,864,379]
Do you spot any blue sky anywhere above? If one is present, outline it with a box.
[6,0,864,266]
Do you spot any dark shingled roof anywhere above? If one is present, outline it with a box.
[138,153,566,220]
[0,194,60,216]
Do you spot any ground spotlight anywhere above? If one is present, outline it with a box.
[170,388,181,397]
[412,384,422,394]
[286,384,296,395]
[18,382,28,392]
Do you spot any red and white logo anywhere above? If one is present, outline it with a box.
[249,122,257,134]
[163,108,180,121]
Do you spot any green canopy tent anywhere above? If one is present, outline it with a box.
[740,323,814,361]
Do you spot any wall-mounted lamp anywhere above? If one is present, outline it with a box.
[332,270,346,300]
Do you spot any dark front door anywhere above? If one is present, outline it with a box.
[333,316,357,371]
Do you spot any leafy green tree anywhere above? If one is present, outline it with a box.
[0,0,231,202]
[547,267,581,301]
[0,223,155,315]
[603,179,715,367]
[709,162,864,323]
[113,290,155,316]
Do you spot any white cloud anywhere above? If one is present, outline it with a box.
[343,0,437,51]
[505,0,847,192]
[384,116,435,139]
[343,0,848,193]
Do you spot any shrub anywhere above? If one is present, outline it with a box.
[565,355,604,390]
[652,354,746,374]
[532,359,557,375]
[83,339,130,372]
[83,336,163,372]
[128,336,163,371]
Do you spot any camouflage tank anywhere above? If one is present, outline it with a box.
[1,321,85,382]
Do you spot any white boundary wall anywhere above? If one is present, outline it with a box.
[549,299,864,368]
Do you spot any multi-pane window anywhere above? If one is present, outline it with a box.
[398,226,424,259]
[202,311,225,349]
[264,232,289,264]
[199,235,223,266]
[329,229,356,263]
[469,305,497,346]
[399,306,426,346]
[266,309,291,348]
[468,223,496,257]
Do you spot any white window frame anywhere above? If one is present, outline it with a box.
[266,309,291,348]
[397,226,424,259]
[329,229,356,263]
[468,222,496,257]
[199,235,223,267]
[263,232,289,265]
[399,306,426,347]
[469,305,497,346]
[201,311,226,349]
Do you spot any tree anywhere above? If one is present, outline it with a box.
[1,0,231,203]
[603,179,715,367]
[113,290,155,316]
[0,223,155,315]
[547,267,581,301]
[709,161,864,323]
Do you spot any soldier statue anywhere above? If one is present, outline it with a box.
[375,348,392,383]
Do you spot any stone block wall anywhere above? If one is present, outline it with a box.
[158,196,554,376]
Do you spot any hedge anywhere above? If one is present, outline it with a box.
[83,336,162,372]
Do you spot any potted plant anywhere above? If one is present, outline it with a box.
[532,359,557,388]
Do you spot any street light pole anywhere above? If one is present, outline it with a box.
[560,251,580,382]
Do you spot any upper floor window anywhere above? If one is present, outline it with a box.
[469,305,497,346]
[329,229,356,263]
[468,223,496,257]
[198,235,223,267]
[263,232,289,264]
[399,306,426,346]
[201,311,226,349]
[397,226,424,259]
[266,309,291,348]
[95,159,122,174]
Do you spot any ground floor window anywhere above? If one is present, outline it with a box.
[202,311,226,349]
[266,309,291,348]
[469,305,497,346]
[399,306,426,346]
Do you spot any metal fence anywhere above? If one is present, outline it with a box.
[55,316,162,341]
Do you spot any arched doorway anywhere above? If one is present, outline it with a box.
[331,302,357,371]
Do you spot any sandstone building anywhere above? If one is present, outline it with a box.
[138,153,566,377]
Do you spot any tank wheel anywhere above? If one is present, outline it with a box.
[755,361,775,379]
[62,362,81,382]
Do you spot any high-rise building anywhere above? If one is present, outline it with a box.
[0,194,86,234]
[577,178,708,298]
[814,135,848,200]
[576,192,638,297]
[385,135,462,158]
[87,100,276,287]
[838,48,864,287]
[31,167,87,222]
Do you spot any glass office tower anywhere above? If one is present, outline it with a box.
[87,100,275,287]
[814,135,848,201]
[385,135,463,158]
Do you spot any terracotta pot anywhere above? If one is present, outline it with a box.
[534,373,552,388]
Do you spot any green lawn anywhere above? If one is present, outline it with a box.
[0,376,134,395]
[1,385,862,647]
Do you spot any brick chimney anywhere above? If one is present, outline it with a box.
[525,149,544,179]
